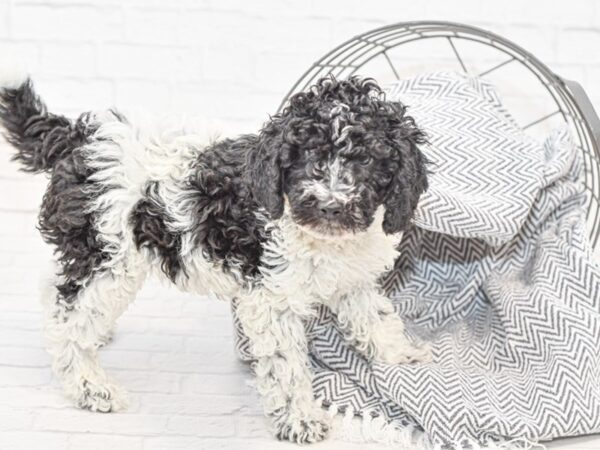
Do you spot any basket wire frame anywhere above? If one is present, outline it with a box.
[279,21,600,250]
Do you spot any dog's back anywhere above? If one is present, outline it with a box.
[0,76,271,300]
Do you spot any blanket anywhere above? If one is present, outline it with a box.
[234,72,600,449]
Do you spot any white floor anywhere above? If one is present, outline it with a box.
[1,150,599,449]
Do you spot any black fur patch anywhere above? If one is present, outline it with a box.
[1,79,113,305]
[0,79,94,173]
[187,137,272,281]
[188,136,272,281]
[131,186,184,282]
[38,138,113,305]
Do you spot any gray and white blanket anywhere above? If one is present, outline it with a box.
[235,72,600,449]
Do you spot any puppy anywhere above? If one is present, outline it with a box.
[0,74,430,443]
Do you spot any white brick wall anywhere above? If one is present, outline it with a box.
[0,0,597,130]
[0,1,599,449]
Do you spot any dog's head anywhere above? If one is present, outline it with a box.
[247,76,428,238]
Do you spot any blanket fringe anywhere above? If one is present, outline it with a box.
[322,401,547,450]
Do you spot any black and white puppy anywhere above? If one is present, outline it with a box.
[0,74,430,443]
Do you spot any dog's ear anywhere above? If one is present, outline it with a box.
[382,106,428,234]
[246,125,285,220]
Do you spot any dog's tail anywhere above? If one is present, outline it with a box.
[0,70,90,174]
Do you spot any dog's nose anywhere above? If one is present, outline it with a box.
[319,203,343,219]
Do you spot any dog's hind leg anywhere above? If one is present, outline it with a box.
[41,256,146,413]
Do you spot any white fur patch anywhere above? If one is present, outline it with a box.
[0,60,29,89]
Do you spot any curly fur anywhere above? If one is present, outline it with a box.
[131,187,184,282]
[1,74,430,444]
[248,76,429,236]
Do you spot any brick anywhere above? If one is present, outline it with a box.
[208,0,312,18]
[110,332,185,352]
[0,347,49,368]
[203,44,256,83]
[144,437,301,450]
[0,212,38,235]
[557,30,600,65]
[253,17,334,54]
[0,406,34,430]
[69,434,143,450]
[0,310,42,330]
[0,386,70,408]
[0,367,51,387]
[171,82,279,121]
[177,10,257,48]
[255,50,316,95]
[124,8,179,45]
[151,347,244,374]
[98,44,187,80]
[0,235,47,254]
[139,393,247,415]
[503,25,557,63]
[0,431,70,450]
[479,1,550,25]
[424,0,483,21]
[115,80,172,112]
[119,314,234,337]
[99,349,155,371]
[143,436,218,450]
[180,373,253,396]
[0,274,40,295]
[184,335,238,354]
[0,42,41,74]
[41,42,96,77]
[126,298,184,318]
[11,4,124,41]
[180,297,231,317]
[10,249,54,267]
[0,292,44,312]
[0,329,44,349]
[34,409,169,436]
[585,67,600,111]
[0,178,46,212]
[545,0,597,26]
[234,414,271,438]
[0,252,14,267]
[34,77,115,113]
[111,369,181,394]
[166,415,235,437]
[0,1,8,38]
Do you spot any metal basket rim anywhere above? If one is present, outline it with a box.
[278,20,600,249]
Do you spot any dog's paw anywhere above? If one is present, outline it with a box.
[376,342,433,365]
[274,410,331,444]
[74,378,129,413]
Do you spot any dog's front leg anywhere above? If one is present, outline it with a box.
[331,287,431,365]
[236,294,330,444]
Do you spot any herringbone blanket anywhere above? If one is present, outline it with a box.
[235,72,600,448]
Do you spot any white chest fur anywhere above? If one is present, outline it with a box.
[262,207,402,305]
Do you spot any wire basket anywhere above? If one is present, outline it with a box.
[279,21,600,250]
